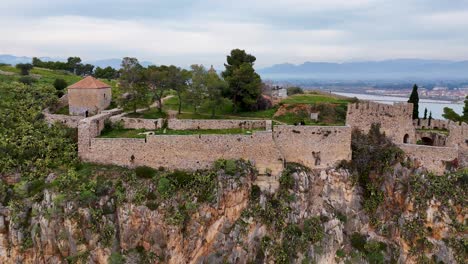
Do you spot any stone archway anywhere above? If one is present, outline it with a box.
[421,137,434,146]
[403,134,410,144]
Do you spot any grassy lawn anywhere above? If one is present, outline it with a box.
[125,108,168,119]
[99,127,264,138]
[0,65,115,90]
[280,93,350,105]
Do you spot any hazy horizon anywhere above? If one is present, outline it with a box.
[2,0,468,69]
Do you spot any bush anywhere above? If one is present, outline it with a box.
[18,76,36,85]
[303,217,324,244]
[250,185,261,201]
[168,170,191,187]
[350,233,367,251]
[287,87,304,96]
[157,177,174,198]
[215,159,238,175]
[135,166,157,179]
[108,252,125,264]
[53,78,68,90]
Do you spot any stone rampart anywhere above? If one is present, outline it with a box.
[109,115,164,130]
[167,119,271,131]
[273,125,352,169]
[347,101,416,144]
[398,144,458,175]
[447,122,468,151]
[80,131,284,176]
[44,113,84,128]
[413,119,450,130]
[78,112,116,157]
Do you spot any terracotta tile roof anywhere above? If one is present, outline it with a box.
[68,76,111,89]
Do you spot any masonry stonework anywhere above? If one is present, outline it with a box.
[44,113,84,128]
[167,119,271,130]
[69,88,112,116]
[346,102,416,144]
[81,132,284,176]
[398,144,458,175]
[273,125,352,169]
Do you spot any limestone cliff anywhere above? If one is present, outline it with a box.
[0,161,465,264]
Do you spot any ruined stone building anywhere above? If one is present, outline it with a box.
[68,76,112,116]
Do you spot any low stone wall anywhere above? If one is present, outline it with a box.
[398,144,458,175]
[78,112,117,157]
[109,115,164,130]
[167,119,271,131]
[273,125,352,169]
[44,113,84,128]
[80,131,284,176]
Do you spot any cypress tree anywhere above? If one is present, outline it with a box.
[423,108,427,119]
[408,84,419,119]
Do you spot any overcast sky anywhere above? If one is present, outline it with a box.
[1,0,468,68]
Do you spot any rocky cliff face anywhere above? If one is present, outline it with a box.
[0,161,466,264]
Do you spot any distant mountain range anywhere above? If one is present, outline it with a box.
[0,54,154,68]
[258,59,468,80]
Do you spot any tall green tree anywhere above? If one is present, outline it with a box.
[423,108,428,120]
[408,84,419,119]
[145,65,169,112]
[206,69,227,117]
[428,111,433,126]
[185,64,208,113]
[16,63,33,75]
[94,66,119,79]
[166,66,190,114]
[222,49,262,112]
[119,57,147,113]
[442,96,468,123]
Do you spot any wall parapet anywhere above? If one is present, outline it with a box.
[346,101,416,144]
[273,125,352,169]
[81,131,284,176]
[167,119,270,131]
[398,144,458,175]
[109,115,164,130]
[44,112,84,128]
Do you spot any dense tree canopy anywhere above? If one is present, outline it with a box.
[145,65,170,112]
[94,66,119,79]
[222,49,262,112]
[119,57,148,112]
[16,63,33,75]
[0,82,77,180]
[443,96,468,123]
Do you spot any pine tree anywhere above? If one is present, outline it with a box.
[423,108,427,119]
[408,84,419,119]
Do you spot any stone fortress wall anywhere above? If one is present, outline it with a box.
[273,125,351,169]
[72,100,466,175]
[78,113,352,175]
[347,101,467,174]
[346,101,416,144]
[108,115,272,131]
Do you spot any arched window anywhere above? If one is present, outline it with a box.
[403,134,410,144]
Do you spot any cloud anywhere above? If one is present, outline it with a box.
[1,0,468,67]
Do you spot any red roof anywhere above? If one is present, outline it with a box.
[68,76,111,89]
